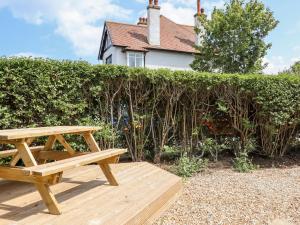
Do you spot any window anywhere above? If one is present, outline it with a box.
[105,55,112,64]
[104,35,112,50]
[127,52,144,67]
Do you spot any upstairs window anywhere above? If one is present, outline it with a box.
[105,35,112,50]
[106,55,112,64]
[127,52,144,67]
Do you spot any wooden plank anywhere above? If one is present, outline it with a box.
[99,163,118,186]
[9,138,38,166]
[0,163,182,225]
[0,167,61,184]
[83,132,120,186]
[9,154,21,166]
[83,132,101,152]
[26,137,36,145]
[14,140,62,215]
[38,151,89,161]
[35,184,61,215]
[55,134,76,156]
[0,126,100,141]
[0,146,44,158]
[15,142,38,167]
[44,136,56,151]
[25,149,127,176]
[39,135,57,164]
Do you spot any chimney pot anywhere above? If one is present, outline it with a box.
[138,17,147,26]
[154,0,158,6]
[197,0,201,15]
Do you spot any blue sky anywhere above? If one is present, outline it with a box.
[0,0,299,74]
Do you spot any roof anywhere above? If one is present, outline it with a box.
[99,15,196,59]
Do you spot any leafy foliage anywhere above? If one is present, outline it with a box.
[280,61,300,76]
[0,57,299,163]
[192,0,278,74]
[175,153,208,177]
[233,153,257,173]
[200,138,227,162]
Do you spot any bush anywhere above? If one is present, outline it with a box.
[200,138,227,161]
[233,153,257,173]
[175,153,208,177]
[0,57,300,163]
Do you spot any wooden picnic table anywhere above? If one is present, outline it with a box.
[0,126,127,215]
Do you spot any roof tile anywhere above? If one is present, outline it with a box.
[106,16,197,53]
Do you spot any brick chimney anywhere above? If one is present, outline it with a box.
[194,0,205,46]
[147,0,160,46]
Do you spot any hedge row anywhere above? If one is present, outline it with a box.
[0,57,299,162]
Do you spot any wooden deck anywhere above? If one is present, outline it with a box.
[0,162,182,225]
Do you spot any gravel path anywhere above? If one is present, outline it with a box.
[155,166,300,225]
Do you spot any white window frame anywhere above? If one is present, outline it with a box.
[127,52,145,68]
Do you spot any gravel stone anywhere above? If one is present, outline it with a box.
[155,167,300,225]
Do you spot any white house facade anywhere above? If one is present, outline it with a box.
[98,0,204,71]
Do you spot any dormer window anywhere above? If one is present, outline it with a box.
[127,52,144,67]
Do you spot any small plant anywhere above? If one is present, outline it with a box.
[161,145,181,161]
[200,138,227,161]
[233,153,256,173]
[175,153,208,178]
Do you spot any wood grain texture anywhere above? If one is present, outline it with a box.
[0,167,60,184]
[0,162,182,225]
[55,134,76,156]
[15,142,38,167]
[38,151,89,161]
[0,146,45,158]
[0,126,100,140]
[83,132,102,152]
[24,149,127,176]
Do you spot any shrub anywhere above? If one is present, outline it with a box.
[200,138,227,161]
[233,153,257,173]
[0,57,300,163]
[175,153,208,177]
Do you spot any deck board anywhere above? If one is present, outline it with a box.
[0,162,182,225]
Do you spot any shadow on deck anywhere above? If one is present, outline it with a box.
[0,162,182,225]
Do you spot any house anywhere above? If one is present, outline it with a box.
[98,0,204,70]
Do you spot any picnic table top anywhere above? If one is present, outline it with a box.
[0,126,100,141]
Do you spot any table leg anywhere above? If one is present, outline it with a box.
[10,138,36,166]
[55,134,76,156]
[83,132,119,186]
[35,183,61,215]
[99,162,118,186]
[15,142,38,167]
[40,135,56,164]
[15,141,61,214]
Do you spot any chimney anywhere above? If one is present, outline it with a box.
[137,17,147,26]
[147,0,160,46]
[194,0,205,46]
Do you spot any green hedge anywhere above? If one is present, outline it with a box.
[0,57,299,162]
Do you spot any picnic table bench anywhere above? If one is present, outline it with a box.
[0,126,127,215]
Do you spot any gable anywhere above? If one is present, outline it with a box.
[98,25,113,60]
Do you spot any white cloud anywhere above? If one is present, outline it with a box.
[263,56,300,75]
[0,0,132,56]
[160,2,195,25]
[160,0,225,25]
